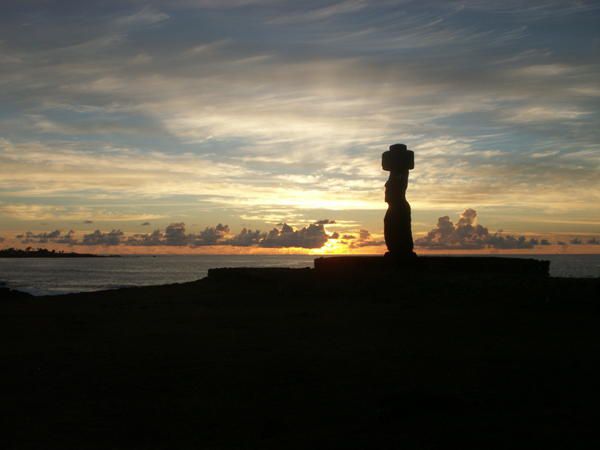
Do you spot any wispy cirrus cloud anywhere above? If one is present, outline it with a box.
[267,0,368,24]
[0,203,163,222]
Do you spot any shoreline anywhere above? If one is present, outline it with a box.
[2,273,598,299]
[2,254,599,297]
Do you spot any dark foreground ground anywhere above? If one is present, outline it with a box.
[2,269,599,449]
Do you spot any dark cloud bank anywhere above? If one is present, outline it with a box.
[17,222,331,249]
[12,209,599,250]
[415,209,577,250]
[17,230,78,245]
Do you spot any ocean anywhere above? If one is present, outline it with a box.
[1,254,598,296]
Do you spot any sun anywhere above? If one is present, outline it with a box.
[309,238,349,255]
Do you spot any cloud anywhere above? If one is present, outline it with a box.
[226,228,265,246]
[163,222,188,246]
[268,0,368,24]
[260,223,330,249]
[113,7,169,28]
[415,209,541,249]
[0,0,599,238]
[0,236,5,243]
[503,106,591,123]
[159,0,276,8]
[126,223,232,246]
[0,200,164,222]
[120,223,225,247]
[18,229,61,243]
[82,230,124,246]
[483,234,539,250]
[454,0,600,17]
[190,223,230,246]
[109,221,333,248]
[18,229,77,245]
[141,222,151,226]
[126,229,163,246]
[54,230,78,245]
[14,221,354,249]
[129,223,232,247]
[349,229,385,248]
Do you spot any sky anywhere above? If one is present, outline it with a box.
[0,0,599,254]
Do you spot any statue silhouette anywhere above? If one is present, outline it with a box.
[382,143,416,258]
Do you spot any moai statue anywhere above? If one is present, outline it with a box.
[382,143,416,258]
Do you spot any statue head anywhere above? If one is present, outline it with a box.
[389,143,407,152]
[383,143,414,172]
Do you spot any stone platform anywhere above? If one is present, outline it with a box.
[314,255,549,278]
[207,256,549,283]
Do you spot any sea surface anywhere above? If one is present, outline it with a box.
[1,254,598,296]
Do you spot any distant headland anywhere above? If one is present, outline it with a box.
[0,248,118,258]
